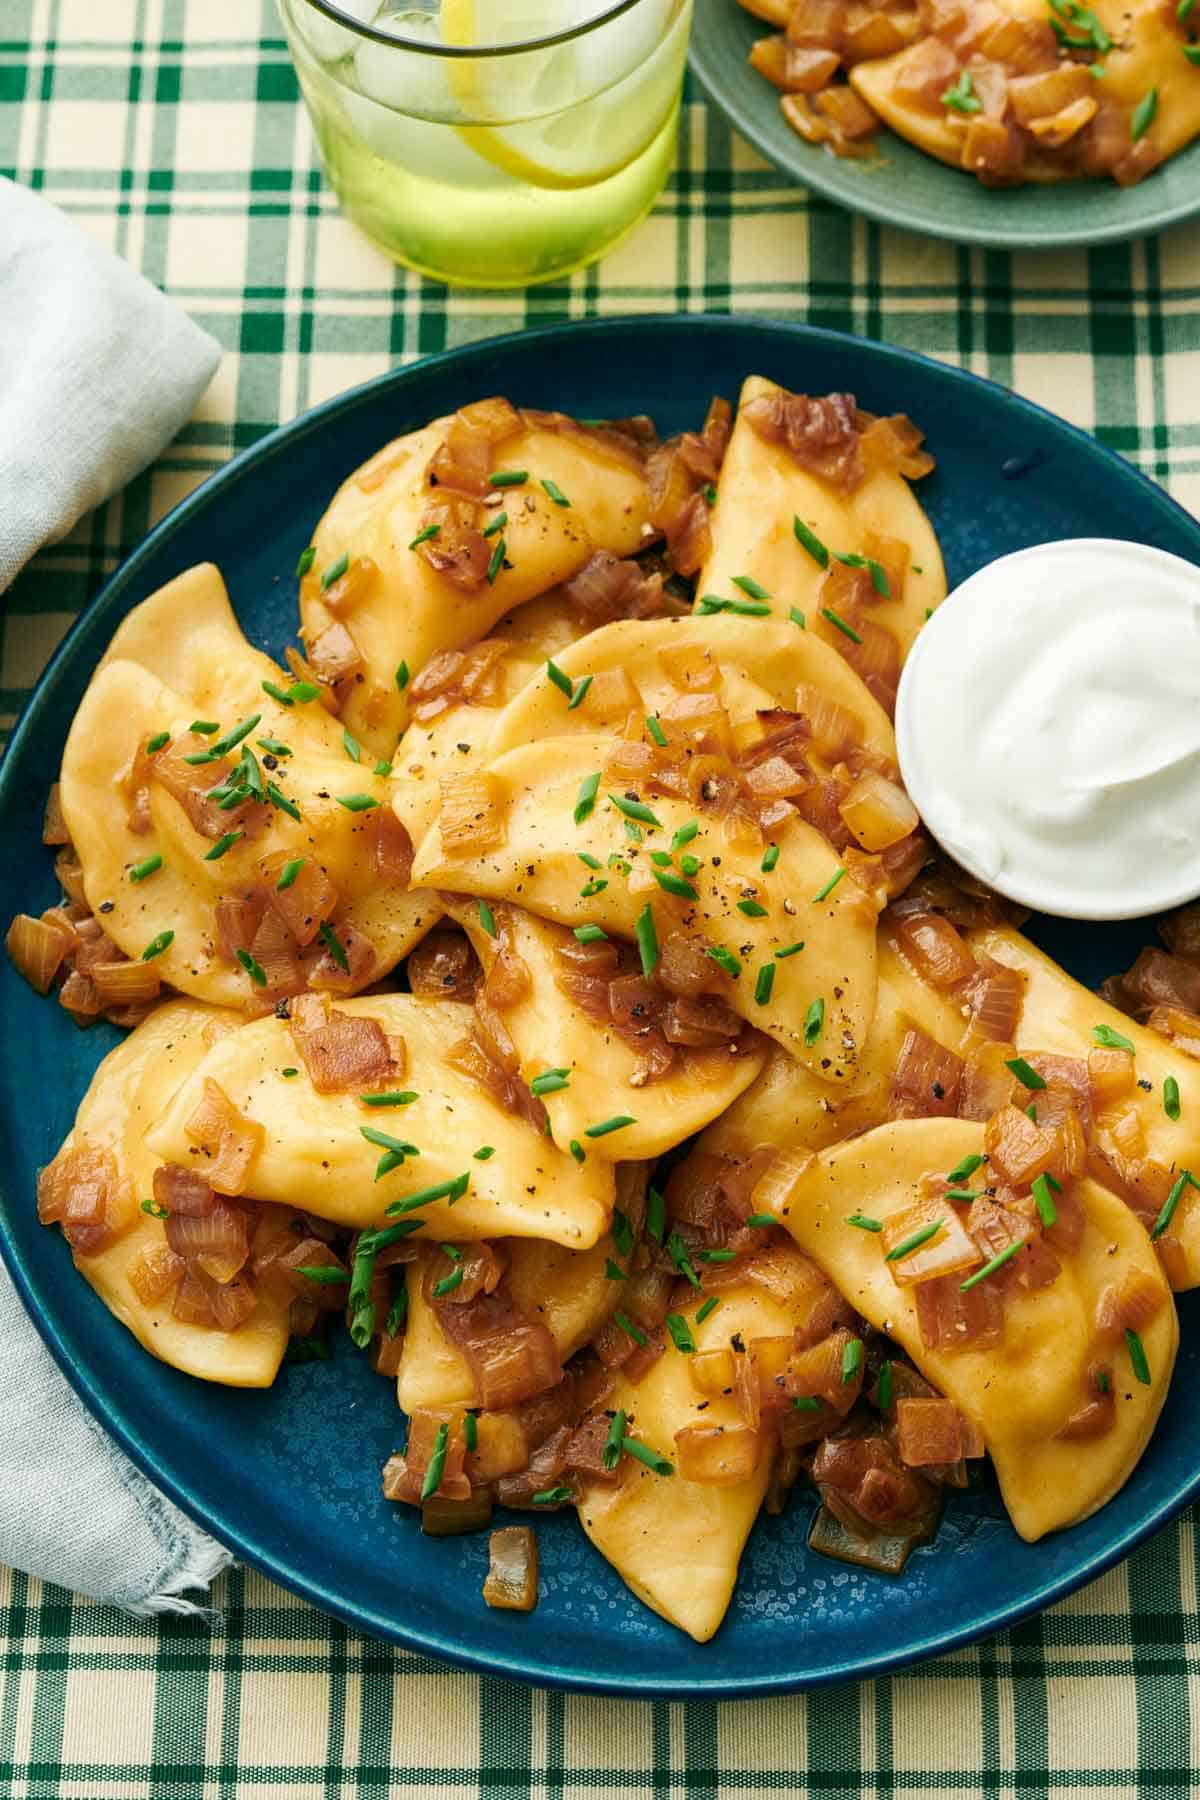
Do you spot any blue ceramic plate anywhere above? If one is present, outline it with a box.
[2,316,1199,1698]
[689,0,1200,250]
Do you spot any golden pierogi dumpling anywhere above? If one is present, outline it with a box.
[774,1119,1177,1541]
[411,734,880,1080]
[59,565,433,1012]
[300,403,656,756]
[145,993,615,1248]
[36,1000,291,1386]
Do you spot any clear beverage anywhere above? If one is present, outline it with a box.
[278,0,693,288]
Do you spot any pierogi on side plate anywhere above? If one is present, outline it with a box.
[11,375,1195,1643]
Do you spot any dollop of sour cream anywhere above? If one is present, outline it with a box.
[894,538,1200,921]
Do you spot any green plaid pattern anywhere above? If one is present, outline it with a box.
[4,0,1200,1788]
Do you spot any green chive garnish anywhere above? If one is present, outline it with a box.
[653,868,698,901]
[695,1296,720,1324]
[960,1239,1025,1291]
[204,831,243,861]
[485,537,506,586]
[360,1091,418,1107]
[432,1267,463,1298]
[877,1361,893,1411]
[532,1485,574,1506]
[635,903,658,976]
[646,1186,665,1243]
[585,1115,636,1139]
[261,680,295,707]
[320,551,349,591]
[946,1153,984,1183]
[146,731,170,754]
[613,1310,647,1346]
[666,1313,696,1354]
[473,1146,495,1161]
[141,930,174,961]
[737,897,768,918]
[1125,1327,1151,1384]
[258,736,292,757]
[488,469,527,488]
[603,1410,627,1471]
[295,546,316,578]
[408,524,440,551]
[732,574,770,601]
[318,920,350,972]
[761,844,780,873]
[382,1173,470,1216]
[574,925,607,943]
[941,68,982,112]
[812,867,846,903]
[482,512,507,539]
[288,681,322,703]
[707,946,741,978]
[886,1220,944,1262]
[609,792,662,828]
[1031,1173,1057,1228]
[842,1337,863,1382]
[580,878,607,898]
[336,793,379,812]
[569,1140,585,1164]
[832,551,890,598]
[621,1438,673,1477]
[1006,1056,1046,1090]
[420,1423,450,1501]
[792,1396,822,1413]
[789,608,806,630]
[846,1214,882,1232]
[1151,1169,1197,1240]
[1164,1075,1182,1121]
[821,606,862,644]
[803,997,824,1044]
[754,963,776,1006]
[236,948,267,986]
[541,478,570,506]
[276,857,304,891]
[793,516,829,567]
[1093,1023,1135,1052]
[141,1197,169,1219]
[775,941,805,959]
[190,719,219,736]
[395,661,410,692]
[530,1068,571,1096]
[667,1231,700,1289]
[604,1258,625,1282]
[281,1067,299,1078]
[1131,87,1158,140]
[574,771,600,825]
[477,900,497,939]
[671,820,699,852]
[296,1265,350,1285]
[646,715,667,747]
[129,854,162,882]
[746,1213,776,1228]
[341,729,361,764]
[567,675,593,711]
[612,1209,635,1256]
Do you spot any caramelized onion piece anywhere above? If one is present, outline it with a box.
[438,771,506,854]
[674,1421,765,1485]
[890,1028,963,1120]
[6,913,73,994]
[484,1527,539,1612]
[183,1078,265,1196]
[288,992,401,1093]
[895,1397,966,1468]
[744,388,864,490]
[408,928,481,1001]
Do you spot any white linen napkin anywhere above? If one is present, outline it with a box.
[0,178,229,1614]
[0,175,220,591]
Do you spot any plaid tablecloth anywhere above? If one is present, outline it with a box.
[5,2,1200,1793]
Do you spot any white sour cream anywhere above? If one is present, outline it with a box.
[894,538,1200,921]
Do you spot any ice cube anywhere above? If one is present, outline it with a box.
[297,0,382,65]
[355,11,459,120]
[575,0,677,100]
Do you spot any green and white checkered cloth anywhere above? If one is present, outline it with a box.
[4,1,1200,1790]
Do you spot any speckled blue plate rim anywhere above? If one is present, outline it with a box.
[686,18,1200,251]
[3,314,1200,1699]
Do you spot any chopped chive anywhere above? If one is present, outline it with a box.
[623,819,642,845]
[296,1265,350,1285]
[567,675,593,711]
[842,1338,863,1382]
[261,681,295,707]
[886,1220,944,1262]
[276,857,305,891]
[335,793,379,812]
[382,1173,470,1217]
[647,715,668,747]
[141,930,174,961]
[1097,1368,1111,1394]
[832,551,891,598]
[1131,87,1158,140]
[473,1145,495,1161]
[703,484,718,506]
[477,900,497,939]
[941,67,982,112]
[946,1153,984,1183]
[812,867,846,903]
[761,844,780,873]
[945,1189,987,1204]
[141,1197,169,1219]
[803,997,824,1044]
[635,903,658,977]
[569,1139,586,1164]
[789,608,806,630]
[281,1067,299,1079]
[612,1209,635,1257]
[267,779,299,819]
[129,854,162,883]
[1184,41,1200,60]
[531,1485,574,1506]
[775,941,805,960]
[1031,1173,1058,1228]
[609,792,662,828]
[359,1092,418,1112]
[574,771,601,825]
[1151,1169,1197,1240]
[603,1410,627,1471]
[408,524,440,551]
[546,659,574,699]
[580,878,608,898]
[355,1220,426,1256]
[1006,1056,1046,1090]
[485,537,507,586]
[792,1396,822,1413]
[960,1239,1025,1291]
[847,1213,883,1232]
[821,606,862,644]
[746,1213,777,1228]
[607,856,630,876]
[793,516,830,567]
[420,1423,450,1501]
[667,1231,701,1290]
[646,1186,665,1243]
[679,853,701,878]
[666,1313,696,1354]
[190,719,219,736]
[585,1114,636,1139]
[482,511,508,538]
[541,478,571,506]
[1164,1076,1181,1121]
[360,1125,417,1155]
[1027,1103,1038,1123]
[342,729,362,764]
[737,897,768,918]
[236,948,267,987]
[604,1258,625,1282]
[1125,1327,1151,1384]
[732,574,770,600]
[698,1248,735,1265]
[288,681,322,703]
[696,592,771,618]
[671,820,700,852]
[574,925,608,943]
[373,760,392,778]
[462,1409,478,1451]
[318,920,350,972]
[621,1437,673,1477]
[877,1360,894,1411]
[530,1068,571,1096]
[320,551,349,591]
[1093,1023,1135,1052]
[395,661,410,694]
[613,1310,647,1347]
[488,469,528,488]
[204,830,243,861]
[754,963,776,1006]
[146,731,170,754]
[653,867,698,901]
[432,1267,463,1298]
[295,546,316,578]
[707,945,742,977]
[695,1295,720,1324]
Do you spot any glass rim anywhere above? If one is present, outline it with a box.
[295,0,648,56]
